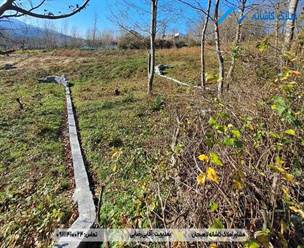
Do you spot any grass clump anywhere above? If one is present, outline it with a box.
[151,95,165,111]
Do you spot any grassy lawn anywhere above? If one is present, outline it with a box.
[0,66,74,247]
[69,49,192,228]
[0,49,199,246]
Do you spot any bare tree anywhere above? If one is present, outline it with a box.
[200,0,212,89]
[273,0,284,53]
[61,20,70,48]
[284,0,299,51]
[70,26,82,48]
[176,0,215,89]
[0,0,90,19]
[86,14,99,48]
[147,0,158,95]
[91,13,98,47]
[42,21,58,49]
[214,0,225,97]
[110,0,161,95]
[100,30,115,48]
[226,0,247,90]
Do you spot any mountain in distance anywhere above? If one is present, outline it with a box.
[0,18,73,41]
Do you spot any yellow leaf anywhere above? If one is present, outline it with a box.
[206,167,220,184]
[284,129,296,136]
[209,152,223,167]
[258,171,266,177]
[282,186,289,195]
[198,154,209,162]
[283,173,294,182]
[245,240,260,248]
[282,186,289,201]
[197,173,206,185]
[289,206,304,219]
[205,72,218,82]
[275,156,284,166]
[269,164,285,174]
[209,243,218,248]
[233,179,244,190]
[269,164,294,182]
[112,148,122,158]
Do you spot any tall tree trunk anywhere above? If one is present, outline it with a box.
[226,0,246,90]
[274,2,284,72]
[284,0,299,51]
[147,0,157,96]
[275,2,280,56]
[200,0,212,89]
[214,0,225,97]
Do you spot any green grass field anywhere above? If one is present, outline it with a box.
[0,48,198,247]
[0,67,74,247]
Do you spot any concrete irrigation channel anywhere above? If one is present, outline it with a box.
[39,67,207,247]
[155,64,211,90]
[39,76,96,248]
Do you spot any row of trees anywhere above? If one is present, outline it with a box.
[0,22,190,50]
[0,0,302,97]
[148,0,301,96]
[109,0,301,96]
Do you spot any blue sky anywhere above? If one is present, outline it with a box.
[20,0,204,37]
[22,0,117,36]
[17,0,304,37]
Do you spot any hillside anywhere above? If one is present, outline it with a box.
[0,19,70,40]
[0,18,78,49]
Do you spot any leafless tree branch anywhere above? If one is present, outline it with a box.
[0,0,90,19]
